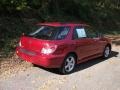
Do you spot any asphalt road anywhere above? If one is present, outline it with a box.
[0,44,120,90]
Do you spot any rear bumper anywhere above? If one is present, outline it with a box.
[16,47,64,68]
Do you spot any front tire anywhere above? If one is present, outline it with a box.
[103,46,111,58]
[59,54,76,74]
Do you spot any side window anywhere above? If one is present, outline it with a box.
[85,27,98,38]
[56,27,69,40]
[73,27,87,39]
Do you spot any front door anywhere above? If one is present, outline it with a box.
[73,26,101,61]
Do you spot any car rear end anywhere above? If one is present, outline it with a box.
[16,25,70,68]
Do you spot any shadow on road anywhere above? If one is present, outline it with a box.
[74,51,119,73]
[35,51,119,75]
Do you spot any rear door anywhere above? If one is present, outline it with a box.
[85,26,105,55]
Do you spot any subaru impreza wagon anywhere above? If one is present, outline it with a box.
[16,22,112,74]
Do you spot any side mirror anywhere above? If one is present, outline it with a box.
[98,33,104,38]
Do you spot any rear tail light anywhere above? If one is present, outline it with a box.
[18,41,22,47]
[41,43,57,55]
[19,41,22,47]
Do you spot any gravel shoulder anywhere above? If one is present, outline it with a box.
[0,38,120,90]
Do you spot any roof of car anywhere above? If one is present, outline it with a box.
[37,22,89,27]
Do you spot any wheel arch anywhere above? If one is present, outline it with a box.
[106,43,112,50]
[65,52,78,63]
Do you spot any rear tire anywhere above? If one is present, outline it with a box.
[59,54,76,74]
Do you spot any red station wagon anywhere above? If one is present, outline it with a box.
[16,22,112,74]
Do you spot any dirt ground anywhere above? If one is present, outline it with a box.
[0,36,120,90]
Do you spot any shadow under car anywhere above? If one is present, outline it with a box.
[33,51,119,75]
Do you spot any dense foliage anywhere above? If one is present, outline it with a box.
[0,0,120,22]
[0,0,120,57]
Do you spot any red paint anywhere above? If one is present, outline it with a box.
[16,22,111,68]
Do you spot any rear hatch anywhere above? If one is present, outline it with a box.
[20,36,49,52]
[18,25,69,53]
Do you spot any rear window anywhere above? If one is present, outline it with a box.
[28,26,70,40]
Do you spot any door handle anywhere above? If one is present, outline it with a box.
[94,39,97,41]
[76,41,79,44]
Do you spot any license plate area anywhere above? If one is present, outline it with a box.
[19,48,36,56]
